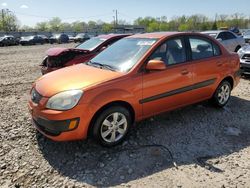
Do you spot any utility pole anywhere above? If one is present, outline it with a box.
[113,10,118,26]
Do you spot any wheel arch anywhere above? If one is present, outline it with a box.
[87,100,135,138]
[221,76,234,89]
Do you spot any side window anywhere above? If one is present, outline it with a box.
[189,37,214,60]
[149,38,186,65]
[225,32,236,40]
[217,32,227,41]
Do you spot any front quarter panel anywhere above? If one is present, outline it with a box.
[81,74,143,120]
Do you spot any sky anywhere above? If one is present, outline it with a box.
[1,0,250,26]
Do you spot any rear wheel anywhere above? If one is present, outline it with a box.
[211,80,231,107]
[92,106,132,147]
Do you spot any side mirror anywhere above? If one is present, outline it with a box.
[217,38,223,42]
[146,59,166,71]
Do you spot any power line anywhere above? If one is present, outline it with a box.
[118,11,137,21]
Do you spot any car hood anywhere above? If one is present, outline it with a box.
[46,47,89,56]
[35,64,122,97]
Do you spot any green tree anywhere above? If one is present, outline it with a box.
[0,10,19,31]
[102,23,113,33]
[72,21,86,32]
[48,17,62,31]
[36,22,49,31]
[212,21,218,30]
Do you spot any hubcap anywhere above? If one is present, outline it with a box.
[218,84,230,105]
[100,112,128,143]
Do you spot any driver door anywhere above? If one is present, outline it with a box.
[141,37,194,117]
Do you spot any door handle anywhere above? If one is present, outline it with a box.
[181,69,189,75]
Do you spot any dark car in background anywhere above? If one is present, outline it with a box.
[68,35,75,42]
[49,34,69,44]
[38,35,49,43]
[243,30,250,44]
[20,35,45,45]
[0,35,19,46]
[74,33,90,43]
[41,34,130,74]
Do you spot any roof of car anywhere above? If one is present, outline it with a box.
[201,30,230,34]
[128,32,182,39]
[97,33,131,39]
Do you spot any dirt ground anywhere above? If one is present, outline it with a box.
[0,44,250,188]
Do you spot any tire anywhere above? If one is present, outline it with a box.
[211,80,232,108]
[92,106,132,147]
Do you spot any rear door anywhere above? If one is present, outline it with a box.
[141,36,194,117]
[186,35,224,100]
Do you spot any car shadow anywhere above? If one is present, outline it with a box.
[37,96,250,187]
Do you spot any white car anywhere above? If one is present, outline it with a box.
[201,30,245,52]
[238,45,250,74]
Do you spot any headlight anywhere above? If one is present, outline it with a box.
[46,90,83,110]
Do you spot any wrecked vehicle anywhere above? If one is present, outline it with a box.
[41,34,130,74]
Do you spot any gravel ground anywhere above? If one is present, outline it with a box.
[0,44,250,188]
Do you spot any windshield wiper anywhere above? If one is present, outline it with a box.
[87,61,117,71]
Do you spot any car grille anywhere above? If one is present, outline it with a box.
[242,54,250,62]
[31,88,43,104]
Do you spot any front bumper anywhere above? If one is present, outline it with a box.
[33,117,79,136]
[28,96,96,141]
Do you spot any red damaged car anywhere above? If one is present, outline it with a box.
[41,34,130,74]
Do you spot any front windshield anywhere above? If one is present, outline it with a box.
[76,37,106,51]
[89,38,157,72]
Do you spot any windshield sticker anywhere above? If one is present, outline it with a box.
[137,40,156,46]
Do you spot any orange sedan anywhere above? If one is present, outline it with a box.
[28,32,241,146]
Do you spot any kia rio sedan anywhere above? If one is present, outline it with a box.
[28,32,240,147]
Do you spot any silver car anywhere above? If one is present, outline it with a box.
[238,45,250,74]
[201,30,245,52]
[243,30,250,44]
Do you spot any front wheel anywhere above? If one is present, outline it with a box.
[211,80,231,107]
[92,106,132,147]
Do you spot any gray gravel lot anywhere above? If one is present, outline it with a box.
[0,44,250,188]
